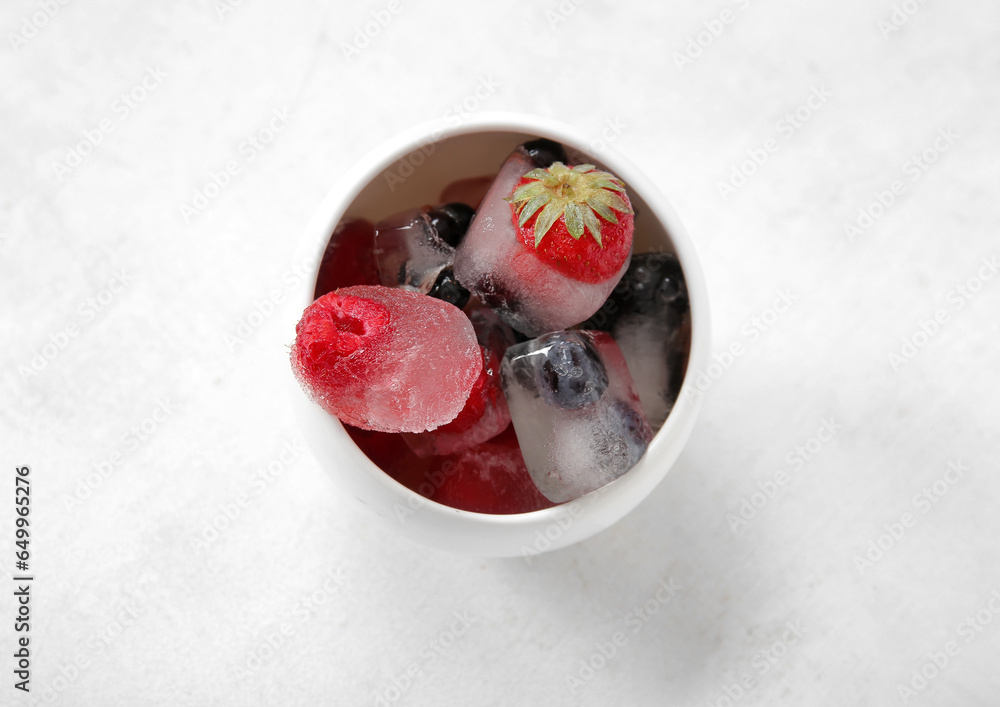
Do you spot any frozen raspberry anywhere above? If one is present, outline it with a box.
[403,346,510,457]
[291,286,482,433]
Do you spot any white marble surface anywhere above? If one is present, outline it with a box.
[2,0,999,705]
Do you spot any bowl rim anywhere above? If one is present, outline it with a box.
[290,112,710,553]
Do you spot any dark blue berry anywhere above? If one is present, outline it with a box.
[427,268,470,309]
[427,203,476,248]
[538,333,608,410]
[581,253,689,331]
[521,138,568,168]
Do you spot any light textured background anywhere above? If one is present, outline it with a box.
[2,0,999,705]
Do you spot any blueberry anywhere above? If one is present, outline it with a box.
[521,138,568,168]
[630,254,688,316]
[427,203,476,248]
[538,333,608,410]
[583,253,689,331]
[427,268,470,309]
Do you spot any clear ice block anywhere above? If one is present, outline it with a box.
[373,207,454,294]
[500,330,652,503]
[373,203,475,296]
[582,253,691,429]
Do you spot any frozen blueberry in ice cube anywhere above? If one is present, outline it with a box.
[538,334,608,410]
[581,253,691,431]
[506,331,608,410]
[374,204,477,295]
[582,253,688,331]
[427,267,470,309]
[629,253,688,316]
[427,203,476,249]
[500,330,652,503]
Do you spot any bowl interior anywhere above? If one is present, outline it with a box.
[343,130,675,259]
[295,120,703,556]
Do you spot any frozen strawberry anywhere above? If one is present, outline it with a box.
[429,426,555,514]
[314,218,379,298]
[291,286,481,433]
[507,162,634,283]
[454,143,634,336]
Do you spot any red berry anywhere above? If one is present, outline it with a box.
[314,218,379,298]
[291,287,481,433]
[507,163,634,284]
[429,426,555,514]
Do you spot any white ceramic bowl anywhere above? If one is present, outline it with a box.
[290,112,709,557]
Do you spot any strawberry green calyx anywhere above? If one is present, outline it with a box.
[505,162,633,247]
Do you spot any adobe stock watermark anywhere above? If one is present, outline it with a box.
[392,458,457,524]
[17,268,135,381]
[727,417,843,533]
[672,0,755,71]
[519,484,614,564]
[878,0,930,38]
[190,437,307,551]
[383,75,501,192]
[50,65,168,183]
[233,567,346,680]
[19,594,144,706]
[717,86,832,200]
[178,107,293,224]
[843,127,958,242]
[372,609,480,706]
[854,459,966,574]
[565,578,682,694]
[61,397,179,511]
[7,0,70,52]
[682,288,798,401]
[223,253,317,353]
[546,0,590,31]
[887,254,997,370]
[340,0,403,61]
[586,116,626,157]
[896,588,1000,704]
[695,619,807,707]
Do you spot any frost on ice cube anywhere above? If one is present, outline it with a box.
[402,303,516,458]
[453,139,627,337]
[500,330,652,503]
[373,203,475,297]
[582,253,691,429]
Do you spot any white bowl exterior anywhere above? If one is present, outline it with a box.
[289,113,710,557]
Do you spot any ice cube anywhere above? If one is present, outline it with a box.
[373,203,476,295]
[453,141,630,336]
[428,426,554,514]
[401,302,516,457]
[582,253,690,429]
[373,208,453,294]
[402,345,510,457]
[500,330,652,503]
